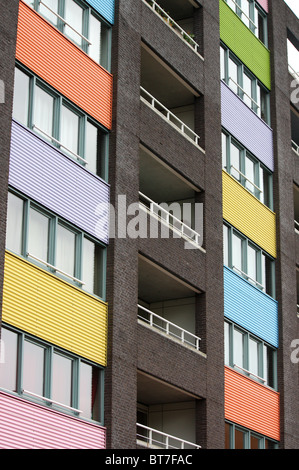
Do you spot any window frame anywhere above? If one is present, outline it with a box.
[225,320,278,389]
[225,421,278,449]
[24,0,112,71]
[6,188,107,301]
[224,0,268,47]
[222,129,274,209]
[13,63,109,182]
[220,44,270,125]
[0,324,105,424]
[223,222,275,298]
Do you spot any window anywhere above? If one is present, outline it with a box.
[225,320,277,388]
[23,0,111,70]
[220,45,270,124]
[12,65,109,181]
[223,223,275,297]
[0,325,104,423]
[224,0,268,45]
[222,130,273,209]
[5,190,106,300]
[225,422,278,449]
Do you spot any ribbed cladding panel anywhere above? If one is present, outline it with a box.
[16,1,113,130]
[225,367,280,441]
[0,391,106,449]
[9,120,109,245]
[221,81,274,172]
[256,0,268,13]
[223,171,276,258]
[86,0,114,24]
[2,252,108,366]
[224,266,279,347]
[220,0,271,89]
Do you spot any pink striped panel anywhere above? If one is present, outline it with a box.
[0,391,106,449]
[256,0,268,13]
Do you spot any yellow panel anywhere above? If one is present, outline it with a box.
[222,171,276,258]
[2,251,107,366]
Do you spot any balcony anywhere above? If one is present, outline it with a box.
[142,0,202,58]
[139,145,203,249]
[137,371,201,449]
[138,255,203,352]
[140,44,203,152]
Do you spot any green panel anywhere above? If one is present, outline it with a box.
[219,0,271,90]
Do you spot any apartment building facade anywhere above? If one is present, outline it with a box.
[0,0,298,449]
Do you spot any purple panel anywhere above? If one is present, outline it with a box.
[9,120,109,245]
[221,81,274,172]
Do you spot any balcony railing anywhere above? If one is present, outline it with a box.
[143,0,203,58]
[136,423,201,449]
[295,220,299,234]
[140,87,203,150]
[139,191,203,249]
[138,304,201,350]
[232,265,265,291]
[228,77,260,112]
[297,304,299,318]
[292,140,299,156]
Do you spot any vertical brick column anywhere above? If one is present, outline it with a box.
[0,0,19,328]
[197,0,225,449]
[105,0,142,449]
[268,0,299,449]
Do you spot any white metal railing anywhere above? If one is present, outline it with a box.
[138,304,201,350]
[27,252,85,285]
[295,220,299,233]
[140,87,202,148]
[292,140,299,156]
[229,77,260,110]
[232,265,265,291]
[230,165,262,193]
[226,0,257,30]
[233,364,265,383]
[32,125,88,165]
[136,424,201,449]
[38,0,91,45]
[143,0,202,57]
[297,304,299,318]
[288,63,299,82]
[139,191,202,248]
[22,389,82,414]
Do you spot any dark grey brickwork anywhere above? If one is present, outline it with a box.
[268,0,299,449]
[105,0,224,449]
[0,0,19,332]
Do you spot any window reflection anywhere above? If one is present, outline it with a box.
[23,340,45,396]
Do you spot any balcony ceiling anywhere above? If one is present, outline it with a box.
[138,255,200,303]
[141,44,198,109]
[140,146,198,202]
[137,371,199,405]
[155,0,198,20]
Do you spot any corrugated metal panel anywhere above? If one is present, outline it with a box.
[223,171,276,258]
[256,0,268,13]
[225,367,280,441]
[221,82,274,171]
[86,0,114,25]
[16,1,113,130]
[2,251,108,366]
[220,0,271,89]
[9,120,109,245]
[0,391,106,449]
[224,266,279,347]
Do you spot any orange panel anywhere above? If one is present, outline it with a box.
[16,1,112,130]
[225,366,280,441]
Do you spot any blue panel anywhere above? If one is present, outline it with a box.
[224,266,279,347]
[86,0,115,24]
